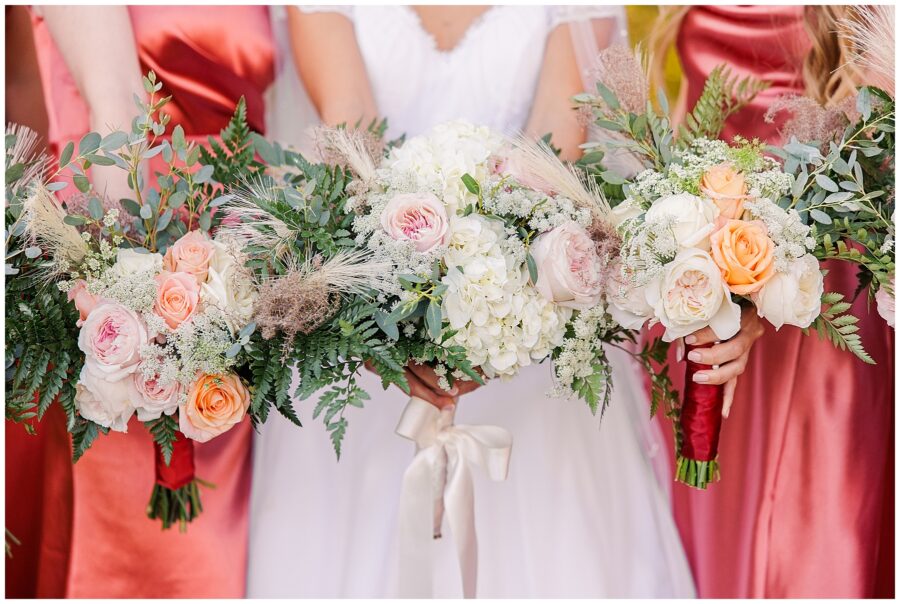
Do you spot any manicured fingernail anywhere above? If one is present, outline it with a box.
[676,341,684,362]
[445,404,456,413]
[722,407,730,419]
[448,386,459,395]
[687,351,702,363]
[692,372,709,383]
[685,335,698,345]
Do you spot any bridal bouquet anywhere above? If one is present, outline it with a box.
[229,120,666,461]
[575,46,892,488]
[6,74,266,528]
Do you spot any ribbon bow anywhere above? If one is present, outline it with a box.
[395,396,512,598]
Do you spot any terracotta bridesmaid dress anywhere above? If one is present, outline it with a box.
[660,6,894,598]
[26,7,274,597]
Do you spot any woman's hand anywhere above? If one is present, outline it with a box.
[677,306,765,417]
[364,361,482,410]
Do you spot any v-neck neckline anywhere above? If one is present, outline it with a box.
[401,6,500,56]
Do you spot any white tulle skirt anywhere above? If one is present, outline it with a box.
[246,345,696,597]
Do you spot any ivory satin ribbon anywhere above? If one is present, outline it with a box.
[395,397,512,598]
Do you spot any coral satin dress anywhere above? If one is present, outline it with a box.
[663,6,894,598]
[25,7,273,597]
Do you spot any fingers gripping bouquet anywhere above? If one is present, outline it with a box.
[6,75,263,528]
[576,46,887,488]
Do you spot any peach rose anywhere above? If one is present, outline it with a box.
[701,163,748,220]
[163,231,215,284]
[154,271,200,329]
[381,192,450,252]
[179,373,250,443]
[710,219,776,295]
[67,279,100,326]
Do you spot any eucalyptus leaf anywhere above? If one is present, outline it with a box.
[46,181,68,192]
[194,164,215,184]
[139,204,153,220]
[73,175,91,193]
[526,252,539,284]
[225,343,242,359]
[78,132,101,155]
[59,141,74,168]
[425,299,443,339]
[24,246,42,259]
[101,131,128,150]
[814,174,839,192]
[809,209,833,224]
[156,208,173,231]
[168,190,188,209]
[88,196,104,220]
[374,311,399,340]
[198,211,212,232]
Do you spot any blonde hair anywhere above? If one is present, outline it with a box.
[648,6,868,108]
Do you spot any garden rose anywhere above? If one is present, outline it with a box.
[701,162,748,219]
[67,279,99,326]
[201,241,257,332]
[154,271,200,330]
[530,221,604,310]
[179,373,250,443]
[606,262,653,329]
[751,254,824,329]
[646,248,742,341]
[609,198,643,228]
[710,219,776,295]
[112,248,163,276]
[75,367,139,432]
[381,192,450,252]
[645,193,718,251]
[163,231,215,284]
[78,301,148,381]
[133,365,181,421]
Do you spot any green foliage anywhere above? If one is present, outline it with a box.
[676,66,769,148]
[145,414,179,465]
[805,292,875,364]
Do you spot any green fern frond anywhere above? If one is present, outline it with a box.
[677,65,770,147]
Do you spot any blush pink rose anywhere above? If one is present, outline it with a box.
[380,192,450,252]
[154,271,200,330]
[530,221,604,310]
[133,364,181,422]
[67,279,100,326]
[163,231,215,284]
[78,301,149,382]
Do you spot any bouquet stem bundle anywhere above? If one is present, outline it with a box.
[675,342,724,489]
[146,433,202,531]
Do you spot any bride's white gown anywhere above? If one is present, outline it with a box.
[249,6,696,598]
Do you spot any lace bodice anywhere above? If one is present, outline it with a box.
[299,6,626,138]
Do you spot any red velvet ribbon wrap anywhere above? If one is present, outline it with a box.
[154,432,196,490]
[679,342,725,461]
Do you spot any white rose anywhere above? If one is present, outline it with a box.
[751,254,824,329]
[609,198,643,228]
[875,275,895,328]
[76,365,140,432]
[645,193,719,251]
[111,248,163,277]
[530,221,604,310]
[606,261,653,329]
[647,248,742,341]
[201,241,257,333]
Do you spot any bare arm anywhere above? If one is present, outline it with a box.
[286,7,378,127]
[526,20,615,161]
[38,6,144,201]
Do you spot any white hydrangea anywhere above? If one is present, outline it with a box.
[439,214,571,378]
